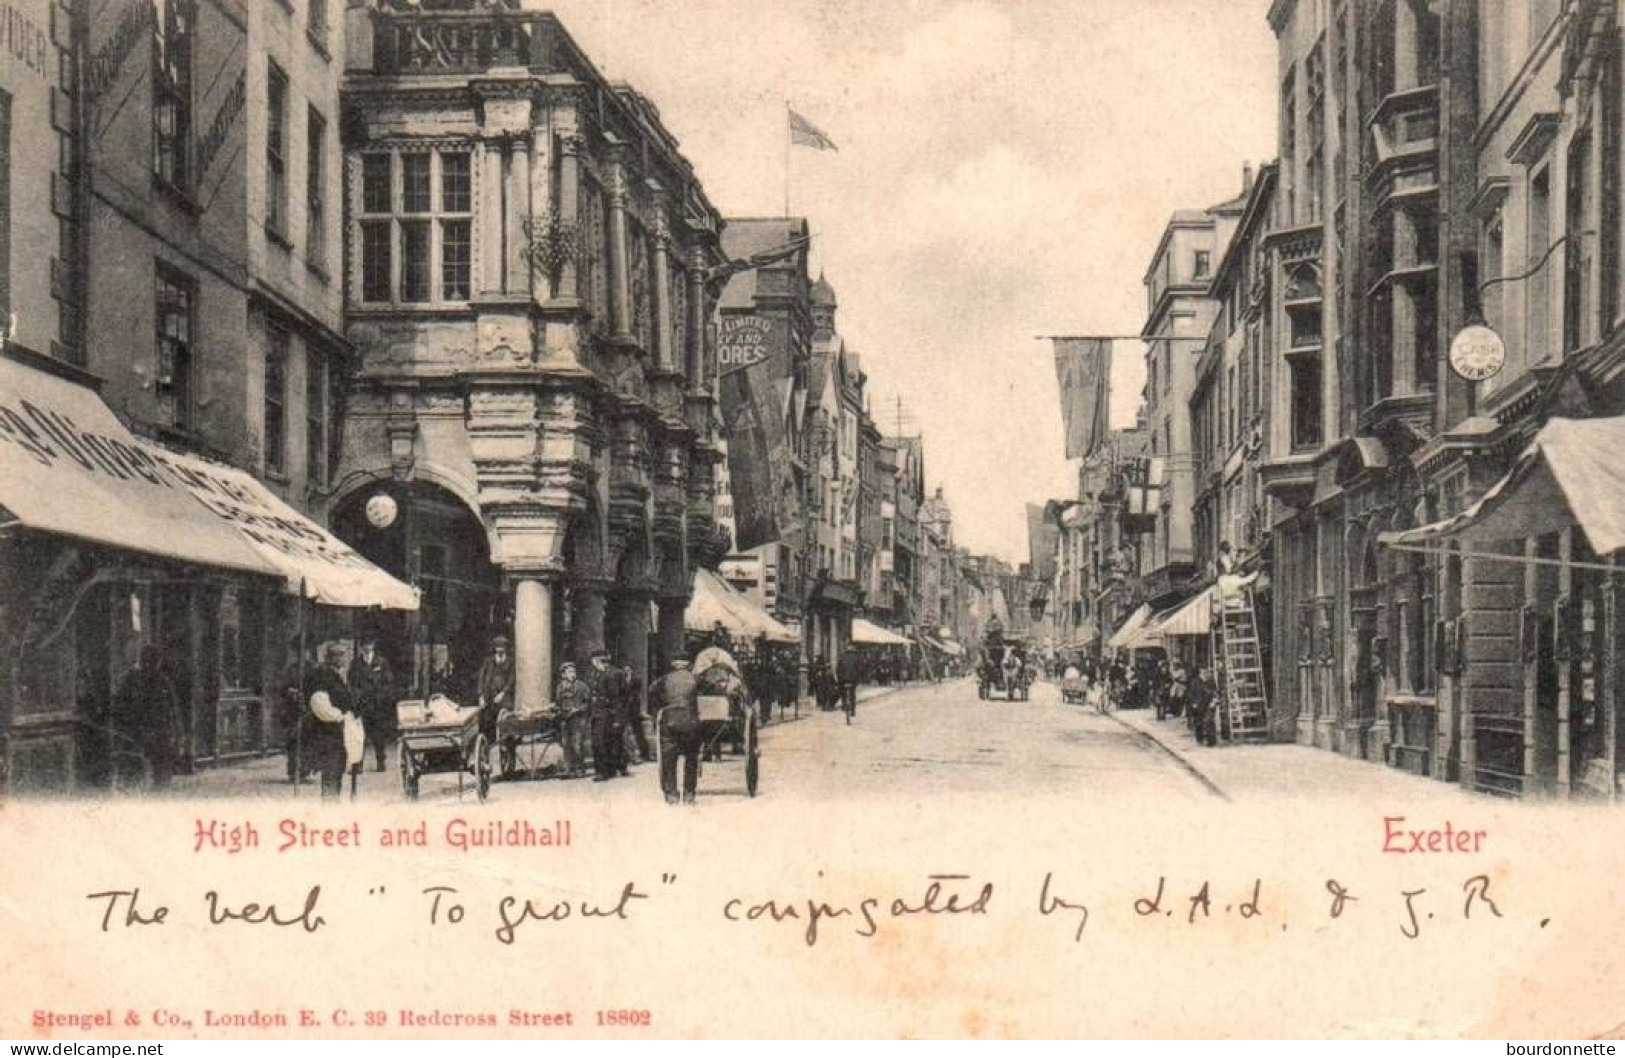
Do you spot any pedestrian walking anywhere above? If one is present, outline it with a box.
[1086,675,1106,715]
[306,644,357,799]
[836,646,861,724]
[776,650,798,719]
[347,633,396,773]
[553,661,590,777]
[1164,662,1188,722]
[622,659,654,762]
[278,638,314,784]
[651,659,701,805]
[1188,666,1219,747]
[114,645,180,789]
[588,650,627,781]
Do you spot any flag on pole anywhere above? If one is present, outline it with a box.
[789,107,838,151]
[1052,338,1112,459]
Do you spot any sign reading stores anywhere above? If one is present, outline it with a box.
[718,314,777,375]
[0,396,374,573]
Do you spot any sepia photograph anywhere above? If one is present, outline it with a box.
[2,0,1624,1042]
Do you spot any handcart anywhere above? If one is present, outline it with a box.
[495,708,566,781]
[396,696,491,802]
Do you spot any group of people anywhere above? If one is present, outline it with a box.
[278,634,400,800]
[478,638,654,783]
[1058,654,1224,747]
[809,648,863,720]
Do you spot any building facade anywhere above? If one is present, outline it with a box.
[334,1,728,717]
[1141,196,1243,604]
[715,217,812,646]
[4,0,362,788]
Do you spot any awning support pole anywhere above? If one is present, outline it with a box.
[295,577,306,789]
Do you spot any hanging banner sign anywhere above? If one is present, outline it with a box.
[718,314,780,375]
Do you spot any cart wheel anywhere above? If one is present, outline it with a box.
[399,746,419,801]
[473,733,492,802]
[499,740,516,780]
[745,714,760,798]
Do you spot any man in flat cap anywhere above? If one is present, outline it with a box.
[553,660,590,778]
[307,643,356,799]
[651,658,701,805]
[476,635,514,743]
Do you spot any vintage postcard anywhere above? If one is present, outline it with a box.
[3,0,1625,1041]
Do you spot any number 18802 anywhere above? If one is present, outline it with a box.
[596,1010,652,1028]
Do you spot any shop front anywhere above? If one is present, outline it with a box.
[0,358,416,793]
[1381,416,1625,801]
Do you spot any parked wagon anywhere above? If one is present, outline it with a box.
[1060,666,1087,705]
[396,696,492,802]
[495,708,566,781]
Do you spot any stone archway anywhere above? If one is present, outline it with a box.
[331,479,502,701]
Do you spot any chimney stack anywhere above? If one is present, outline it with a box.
[1243,162,1255,194]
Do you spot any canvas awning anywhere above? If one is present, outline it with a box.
[0,359,417,610]
[851,617,910,646]
[1106,603,1162,650]
[686,568,798,643]
[1378,417,1625,558]
[1156,588,1215,638]
[142,443,419,610]
[1153,573,1261,638]
[936,637,965,657]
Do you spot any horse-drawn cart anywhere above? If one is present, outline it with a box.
[396,696,492,801]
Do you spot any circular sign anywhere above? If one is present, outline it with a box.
[1449,324,1506,383]
[364,492,399,529]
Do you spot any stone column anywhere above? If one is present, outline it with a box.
[611,591,653,716]
[652,210,674,370]
[686,265,706,389]
[476,141,503,296]
[573,580,608,667]
[512,576,555,714]
[554,131,584,303]
[607,159,633,340]
[507,134,532,297]
[657,597,687,674]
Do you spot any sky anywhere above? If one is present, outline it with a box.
[531,0,1279,563]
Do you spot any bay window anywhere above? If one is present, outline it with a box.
[356,149,475,306]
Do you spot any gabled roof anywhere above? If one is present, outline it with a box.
[718,218,810,311]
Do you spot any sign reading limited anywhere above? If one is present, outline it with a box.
[718,314,777,374]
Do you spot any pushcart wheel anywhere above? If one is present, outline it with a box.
[400,746,419,801]
[473,733,492,802]
[745,714,760,798]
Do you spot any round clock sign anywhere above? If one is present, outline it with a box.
[1448,324,1506,383]
[365,492,400,529]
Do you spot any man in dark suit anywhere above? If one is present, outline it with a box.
[836,647,862,723]
[348,633,396,772]
[307,644,355,799]
[476,635,514,743]
[651,659,701,805]
[588,650,628,780]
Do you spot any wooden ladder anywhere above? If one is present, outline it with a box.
[1212,585,1270,742]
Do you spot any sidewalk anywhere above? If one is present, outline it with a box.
[1110,706,1483,804]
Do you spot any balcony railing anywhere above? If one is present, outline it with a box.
[372,3,558,75]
